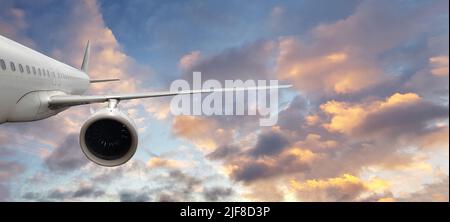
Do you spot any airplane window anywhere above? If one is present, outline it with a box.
[38,68,41,76]
[47,70,50,77]
[19,64,24,73]
[10,62,15,72]
[26,65,30,74]
[0,59,6,70]
[32,67,36,74]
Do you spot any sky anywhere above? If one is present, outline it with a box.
[0,0,448,202]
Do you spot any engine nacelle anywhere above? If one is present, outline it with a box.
[80,107,138,167]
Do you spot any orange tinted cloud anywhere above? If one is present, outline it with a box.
[147,157,191,169]
[429,55,449,77]
[321,93,425,135]
[172,116,233,152]
[290,174,390,201]
[179,51,201,70]
[276,37,382,95]
[46,0,147,95]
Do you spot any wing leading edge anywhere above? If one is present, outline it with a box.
[48,85,292,108]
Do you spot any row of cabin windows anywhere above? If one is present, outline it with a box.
[0,58,75,80]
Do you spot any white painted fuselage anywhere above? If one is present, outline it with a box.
[0,35,89,123]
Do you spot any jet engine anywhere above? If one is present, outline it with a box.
[80,105,138,167]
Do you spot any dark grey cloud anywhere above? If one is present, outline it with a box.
[22,191,42,201]
[73,186,105,198]
[47,189,70,200]
[277,95,309,132]
[232,161,272,182]
[207,145,240,160]
[249,131,289,157]
[23,186,105,201]
[168,170,202,195]
[119,190,150,202]
[28,184,107,201]
[186,40,276,82]
[203,187,234,201]
[152,170,230,202]
[44,134,88,172]
[356,100,449,137]
[230,154,311,183]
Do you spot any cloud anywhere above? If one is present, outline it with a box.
[249,130,289,157]
[226,145,316,183]
[0,4,35,47]
[276,0,448,97]
[414,126,449,150]
[276,37,382,95]
[72,185,105,198]
[120,169,205,202]
[320,93,448,137]
[429,55,449,77]
[290,174,391,201]
[158,193,179,202]
[22,191,41,201]
[1,0,448,202]
[23,183,106,201]
[172,116,233,152]
[119,190,150,202]
[0,161,24,201]
[88,159,147,184]
[242,180,285,201]
[207,144,241,160]
[44,134,89,172]
[43,0,151,94]
[147,156,190,169]
[184,40,277,82]
[47,189,70,200]
[0,161,24,181]
[203,186,233,201]
[179,51,201,70]
[205,90,447,199]
[400,176,449,202]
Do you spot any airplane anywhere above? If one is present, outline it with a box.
[0,34,290,167]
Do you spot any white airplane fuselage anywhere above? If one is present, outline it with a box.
[0,35,89,123]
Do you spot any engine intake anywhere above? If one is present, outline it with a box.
[80,108,138,167]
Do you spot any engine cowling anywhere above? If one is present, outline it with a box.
[80,108,138,167]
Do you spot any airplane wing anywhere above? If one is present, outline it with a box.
[89,78,120,83]
[48,85,292,108]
